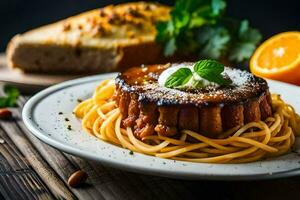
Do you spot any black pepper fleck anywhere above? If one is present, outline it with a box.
[58,112,63,115]
[67,125,72,131]
[65,118,70,122]
[129,150,134,155]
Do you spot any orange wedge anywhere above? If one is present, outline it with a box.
[250,31,300,85]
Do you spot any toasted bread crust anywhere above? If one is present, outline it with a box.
[6,2,171,74]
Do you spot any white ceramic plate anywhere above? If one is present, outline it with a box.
[22,73,300,180]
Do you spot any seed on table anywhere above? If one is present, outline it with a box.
[68,170,88,187]
[0,109,12,119]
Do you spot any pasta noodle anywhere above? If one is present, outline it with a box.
[73,79,300,163]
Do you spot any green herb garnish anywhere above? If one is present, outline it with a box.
[194,59,232,85]
[228,20,262,62]
[0,85,20,108]
[156,0,262,63]
[165,68,193,88]
[164,59,231,89]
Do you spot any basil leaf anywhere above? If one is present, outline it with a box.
[194,59,224,74]
[165,68,193,88]
[194,59,232,85]
[210,74,232,85]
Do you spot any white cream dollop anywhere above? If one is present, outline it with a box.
[158,63,219,88]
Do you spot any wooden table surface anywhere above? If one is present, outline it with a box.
[1,67,300,200]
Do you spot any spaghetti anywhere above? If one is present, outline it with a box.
[73,79,300,163]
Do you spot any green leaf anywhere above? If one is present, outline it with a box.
[229,43,256,63]
[197,26,230,59]
[238,20,262,44]
[164,38,177,56]
[194,59,232,85]
[0,85,20,108]
[4,85,20,98]
[165,68,193,88]
[239,20,249,35]
[0,97,8,108]
[173,11,190,30]
[189,17,206,28]
[155,0,262,63]
[173,0,204,14]
[156,22,168,43]
[155,0,216,57]
[211,0,226,16]
[229,20,262,62]
[194,59,224,74]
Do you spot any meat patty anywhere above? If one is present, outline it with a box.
[115,63,273,139]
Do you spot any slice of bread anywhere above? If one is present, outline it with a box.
[6,2,171,74]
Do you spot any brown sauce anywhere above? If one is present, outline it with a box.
[116,63,269,107]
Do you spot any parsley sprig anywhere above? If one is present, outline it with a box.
[165,59,232,89]
[156,0,262,63]
[0,86,20,108]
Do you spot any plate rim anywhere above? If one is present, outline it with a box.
[22,73,300,180]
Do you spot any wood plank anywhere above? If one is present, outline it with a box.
[68,156,207,200]
[0,110,76,199]
[0,126,54,200]
[15,97,108,200]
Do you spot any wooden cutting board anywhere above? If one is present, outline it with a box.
[0,53,81,92]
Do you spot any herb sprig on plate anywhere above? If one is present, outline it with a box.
[156,0,262,63]
[165,59,231,88]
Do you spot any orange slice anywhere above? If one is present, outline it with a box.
[250,31,300,85]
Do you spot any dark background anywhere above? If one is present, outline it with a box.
[0,0,299,51]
